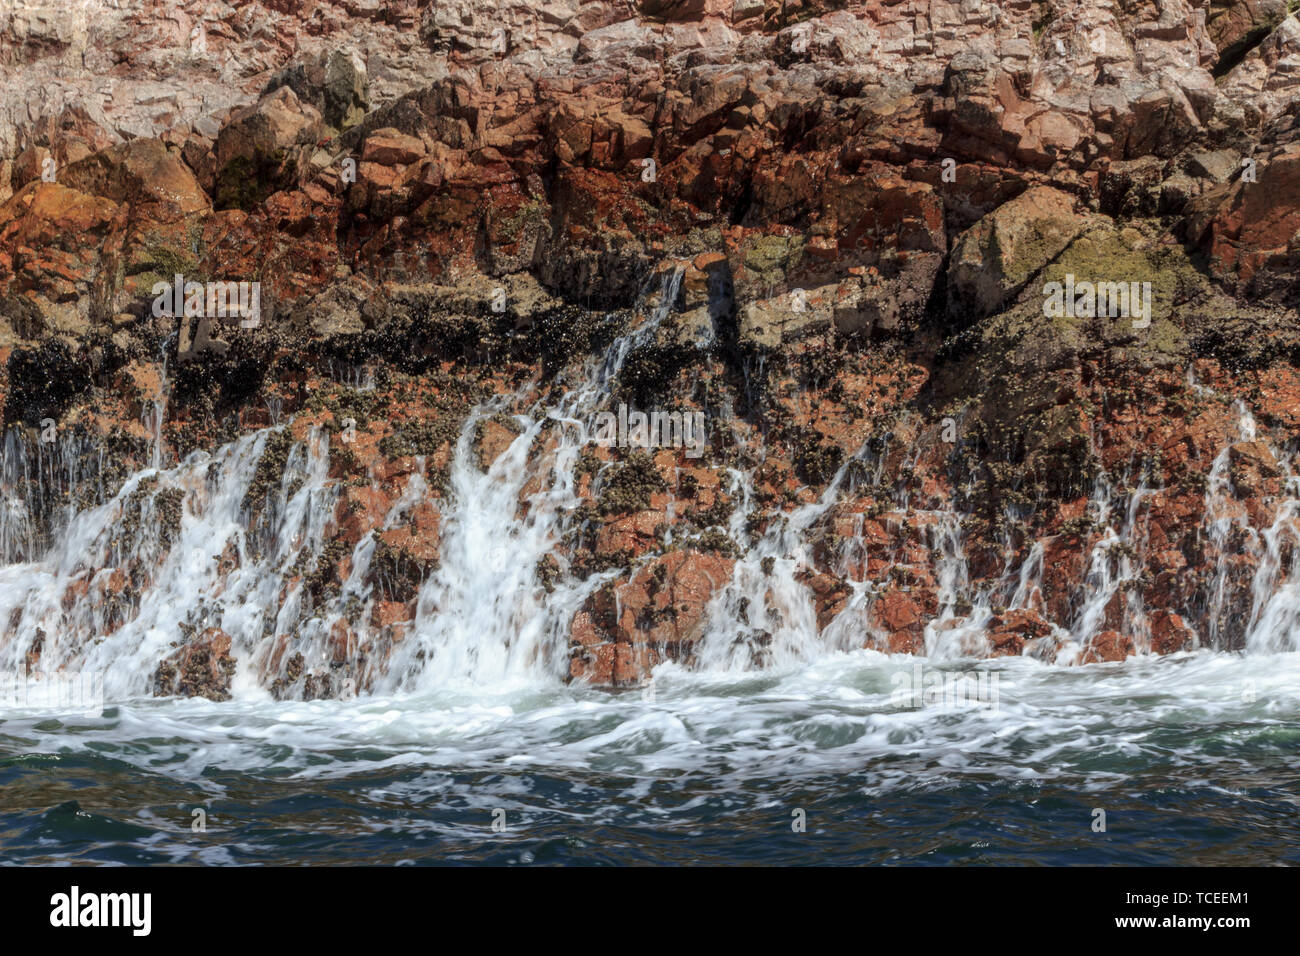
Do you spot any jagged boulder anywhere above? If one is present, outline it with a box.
[214,86,323,210]
[59,138,209,218]
[569,549,735,686]
[323,49,370,131]
[1185,141,1300,298]
[947,187,1087,320]
[151,628,237,701]
[1206,0,1288,59]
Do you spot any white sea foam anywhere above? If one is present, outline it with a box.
[0,648,1294,799]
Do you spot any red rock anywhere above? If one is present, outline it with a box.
[329,618,355,663]
[362,129,425,166]
[985,608,1054,657]
[1083,630,1136,664]
[870,589,936,653]
[334,485,392,543]
[1148,610,1195,655]
[569,550,733,686]
[594,509,664,558]
[12,146,51,189]
[1187,143,1300,295]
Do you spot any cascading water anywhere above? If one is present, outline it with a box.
[0,426,339,699]
[693,464,845,671]
[381,265,690,692]
[5,336,1300,708]
[1235,406,1300,653]
[1202,400,1260,647]
[2,269,694,702]
[918,510,991,659]
[1067,474,1154,657]
[1244,488,1300,653]
[2,336,1300,864]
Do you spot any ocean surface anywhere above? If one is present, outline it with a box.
[3,648,1297,865]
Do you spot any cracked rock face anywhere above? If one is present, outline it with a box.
[3,1,1300,696]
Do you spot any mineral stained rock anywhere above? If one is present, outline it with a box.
[3,0,1300,696]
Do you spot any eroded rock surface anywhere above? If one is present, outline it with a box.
[3,1,1300,695]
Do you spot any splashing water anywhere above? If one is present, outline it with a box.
[2,331,1298,702]
[2,291,1300,862]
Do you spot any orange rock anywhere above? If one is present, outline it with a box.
[371,601,412,628]
[985,608,1054,657]
[151,628,236,701]
[1148,610,1195,655]
[334,485,394,544]
[329,618,355,663]
[1083,630,1135,664]
[569,550,734,686]
[362,129,425,166]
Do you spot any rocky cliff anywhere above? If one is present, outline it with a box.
[3,0,1300,698]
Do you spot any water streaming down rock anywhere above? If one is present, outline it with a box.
[916,510,989,660]
[1066,475,1154,660]
[1244,488,1300,653]
[379,265,692,692]
[0,267,695,699]
[693,464,846,672]
[0,428,122,564]
[0,426,342,699]
[1202,401,1259,648]
[1231,403,1300,654]
[3,305,1300,700]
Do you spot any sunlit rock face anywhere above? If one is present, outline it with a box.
[3,0,1300,697]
